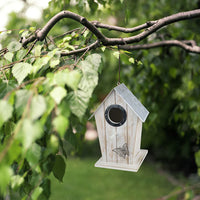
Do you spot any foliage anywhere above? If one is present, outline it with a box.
[0,0,200,199]
[0,28,102,198]
[91,0,200,174]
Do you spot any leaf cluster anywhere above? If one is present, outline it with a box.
[0,29,102,198]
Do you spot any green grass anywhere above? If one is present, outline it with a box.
[50,157,175,200]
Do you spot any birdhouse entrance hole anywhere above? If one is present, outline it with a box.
[105,104,127,127]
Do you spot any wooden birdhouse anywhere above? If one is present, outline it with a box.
[89,83,149,172]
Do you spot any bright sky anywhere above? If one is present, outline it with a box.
[0,0,50,31]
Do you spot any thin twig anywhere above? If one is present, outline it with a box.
[1,54,47,70]
[52,28,81,39]
[92,20,157,33]
[73,45,91,68]
[24,39,38,58]
[60,40,100,56]
[119,40,200,53]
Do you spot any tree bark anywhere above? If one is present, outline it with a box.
[21,9,200,54]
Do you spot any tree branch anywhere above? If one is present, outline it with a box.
[101,9,200,45]
[35,11,106,42]
[21,9,200,54]
[60,40,100,56]
[119,40,200,53]
[92,20,157,33]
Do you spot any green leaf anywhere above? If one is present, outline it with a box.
[30,95,46,120]
[68,90,89,119]
[40,96,55,125]
[34,45,42,57]
[31,186,43,200]
[7,41,22,52]
[113,51,120,59]
[78,72,98,97]
[58,100,71,119]
[85,53,102,71]
[48,135,59,153]
[52,155,66,182]
[29,26,36,32]
[26,143,41,168]
[0,165,13,195]
[47,49,61,68]
[0,100,13,128]
[32,57,49,74]
[21,30,29,37]
[11,175,24,189]
[19,29,25,34]
[6,140,22,165]
[16,49,27,60]
[12,62,32,84]
[50,86,67,104]
[101,46,106,52]
[169,67,177,78]
[18,119,43,150]
[66,54,102,119]
[15,89,32,117]
[65,70,82,90]
[63,36,72,42]
[53,115,69,138]
[78,55,101,97]
[54,69,82,90]
[0,80,16,99]
[137,60,143,65]
[4,121,15,136]
[129,57,135,64]
[4,52,14,62]
[50,58,60,68]
[83,29,90,38]
[54,71,68,87]
[88,0,98,13]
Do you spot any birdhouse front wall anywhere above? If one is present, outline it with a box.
[95,90,143,165]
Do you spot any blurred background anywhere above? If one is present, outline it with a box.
[1,0,200,199]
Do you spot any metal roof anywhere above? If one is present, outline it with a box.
[89,83,149,122]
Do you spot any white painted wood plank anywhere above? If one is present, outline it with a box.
[95,149,148,172]
[135,120,142,154]
[115,93,128,164]
[95,106,106,162]
[104,90,117,163]
[127,107,138,164]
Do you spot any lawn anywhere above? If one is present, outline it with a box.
[50,157,175,200]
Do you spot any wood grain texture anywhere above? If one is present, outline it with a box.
[104,90,116,163]
[94,86,148,171]
[95,149,148,172]
[127,107,138,163]
[115,93,128,164]
[95,106,107,162]
[135,120,142,155]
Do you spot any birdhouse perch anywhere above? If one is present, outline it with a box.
[90,83,149,172]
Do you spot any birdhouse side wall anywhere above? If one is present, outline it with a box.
[104,90,117,163]
[127,106,140,163]
[95,90,128,164]
[115,92,129,164]
[94,108,107,162]
[134,119,142,156]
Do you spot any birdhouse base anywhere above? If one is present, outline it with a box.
[95,149,148,172]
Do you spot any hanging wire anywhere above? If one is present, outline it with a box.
[117,46,121,85]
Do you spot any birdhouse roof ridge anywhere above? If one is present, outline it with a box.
[114,83,149,122]
[89,83,149,122]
